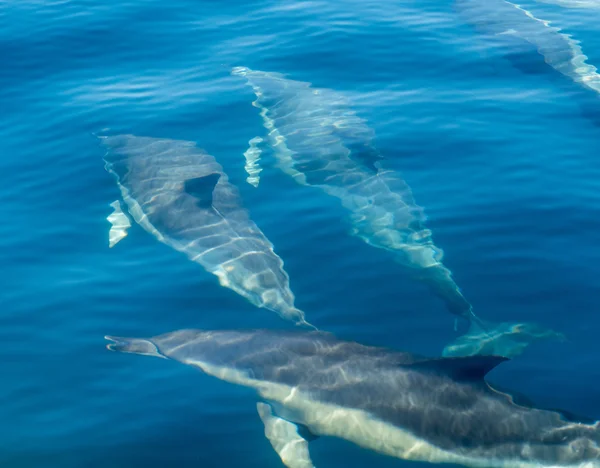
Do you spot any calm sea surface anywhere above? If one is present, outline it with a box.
[2,0,600,466]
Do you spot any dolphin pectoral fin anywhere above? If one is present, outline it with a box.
[107,200,131,248]
[256,402,316,468]
[243,136,264,187]
[442,320,566,359]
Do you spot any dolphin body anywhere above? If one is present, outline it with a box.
[232,66,475,323]
[101,134,307,325]
[232,68,562,357]
[535,0,600,7]
[106,328,600,468]
[456,0,600,95]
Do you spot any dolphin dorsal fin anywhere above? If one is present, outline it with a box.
[184,173,221,207]
[413,355,508,381]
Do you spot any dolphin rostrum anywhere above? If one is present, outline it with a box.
[106,328,600,468]
[101,134,308,326]
[456,0,600,95]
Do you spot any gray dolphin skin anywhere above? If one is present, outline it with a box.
[456,0,600,94]
[106,328,600,468]
[101,135,307,325]
[232,66,476,324]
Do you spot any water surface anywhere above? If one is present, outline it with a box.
[2,0,600,466]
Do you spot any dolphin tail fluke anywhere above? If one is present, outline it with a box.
[468,312,491,332]
[442,320,566,359]
[105,336,166,359]
[257,402,316,468]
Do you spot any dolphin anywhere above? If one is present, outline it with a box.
[101,134,307,326]
[455,0,600,95]
[535,0,600,8]
[232,66,474,323]
[106,328,600,468]
[232,67,562,357]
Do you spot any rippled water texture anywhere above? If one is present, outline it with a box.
[2,0,600,467]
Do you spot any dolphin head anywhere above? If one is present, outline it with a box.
[106,329,255,368]
[106,329,332,381]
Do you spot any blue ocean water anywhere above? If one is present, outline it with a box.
[3,0,600,466]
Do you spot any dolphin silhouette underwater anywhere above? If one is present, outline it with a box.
[106,328,600,468]
[535,0,600,7]
[232,67,562,358]
[455,0,600,95]
[100,134,308,326]
[232,67,473,321]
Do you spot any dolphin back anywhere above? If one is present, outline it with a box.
[101,134,236,238]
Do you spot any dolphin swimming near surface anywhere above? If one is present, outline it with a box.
[232,66,474,323]
[101,134,308,326]
[456,0,600,95]
[535,0,600,8]
[232,67,561,357]
[106,328,600,468]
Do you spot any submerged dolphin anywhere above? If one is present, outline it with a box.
[106,328,600,468]
[232,66,474,323]
[456,0,600,95]
[535,0,600,8]
[232,67,562,357]
[101,134,307,325]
